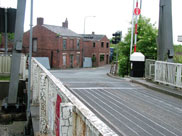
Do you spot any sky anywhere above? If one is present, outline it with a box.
[0,0,182,44]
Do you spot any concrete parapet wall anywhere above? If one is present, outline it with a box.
[31,58,118,136]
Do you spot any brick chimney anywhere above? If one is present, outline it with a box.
[37,17,44,25]
[62,18,68,28]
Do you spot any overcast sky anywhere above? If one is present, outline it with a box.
[1,0,182,44]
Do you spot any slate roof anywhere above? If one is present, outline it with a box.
[43,24,81,37]
[80,34,105,41]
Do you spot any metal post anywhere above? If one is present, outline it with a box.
[5,8,8,55]
[130,0,135,57]
[8,0,26,104]
[116,45,118,62]
[27,0,33,118]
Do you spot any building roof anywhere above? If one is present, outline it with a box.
[80,34,105,41]
[43,24,81,38]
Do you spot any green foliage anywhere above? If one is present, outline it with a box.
[137,16,158,59]
[8,33,14,42]
[118,56,129,77]
[174,45,182,52]
[117,16,158,77]
[174,45,182,63]
[0,76,10,81]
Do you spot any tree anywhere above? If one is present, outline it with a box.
[118,16,158,76]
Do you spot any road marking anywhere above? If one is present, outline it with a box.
[71,87,134,90]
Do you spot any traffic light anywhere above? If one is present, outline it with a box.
[112,31,122,44]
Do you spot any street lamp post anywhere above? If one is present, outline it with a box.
[84,16,95,34]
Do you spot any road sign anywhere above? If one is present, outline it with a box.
[134,7,141,15]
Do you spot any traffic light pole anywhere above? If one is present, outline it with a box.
[134,0,139,52]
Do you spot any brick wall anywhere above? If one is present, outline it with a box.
[83,36,110,67]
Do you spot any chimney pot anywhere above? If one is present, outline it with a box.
[37,17,44,25]
[62,18,68,28]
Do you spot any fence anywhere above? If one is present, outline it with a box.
[155,61,182,88]
[0,53,27,80]
[145,59,155,80]
[31,58,118,136]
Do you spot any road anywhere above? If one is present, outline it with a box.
[51,65,182,136]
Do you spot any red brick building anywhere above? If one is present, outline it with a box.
[82,32,110,67]
[23,18,83,68]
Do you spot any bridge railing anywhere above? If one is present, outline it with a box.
[155,61,182,88]
[145,59,156,80]
[31,57,118,136]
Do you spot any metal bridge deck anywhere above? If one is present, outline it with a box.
[51,66,182,136]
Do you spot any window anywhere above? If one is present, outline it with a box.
[77,54,80,65]
[77,39,80,49]
[63,55,66,66]
[32,38,37,52]
[100,54,105,62]
[63,39,67,50]
[93,42,95,48]
[101,42,104,48]
[106,42,109,48]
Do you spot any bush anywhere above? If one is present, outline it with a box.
[118,56,129,77]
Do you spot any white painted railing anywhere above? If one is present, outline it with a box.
[0,53,27,80]
[145,59,155,80]
[155,61,182,88]
[31,58,118,136]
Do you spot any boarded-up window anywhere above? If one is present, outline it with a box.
[77,54,80,65]
[70,39,74,49]
[32,38,37,52]
[63,55,66,66]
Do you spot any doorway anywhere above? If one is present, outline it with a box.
[70,54,74,68]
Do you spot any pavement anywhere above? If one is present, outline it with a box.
[107,73,182,99]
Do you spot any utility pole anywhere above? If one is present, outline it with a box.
[130,0,135,57]
[84,16,95,34]
[158,0,174,62]
[27,0,33,121]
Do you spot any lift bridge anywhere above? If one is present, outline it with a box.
[0,0,175,135]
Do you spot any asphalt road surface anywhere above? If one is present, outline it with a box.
[51,65,182,136]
